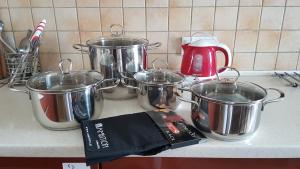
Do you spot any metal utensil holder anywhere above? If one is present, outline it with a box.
[5,44,40,86]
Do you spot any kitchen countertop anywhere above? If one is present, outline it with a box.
[0,74,300,158]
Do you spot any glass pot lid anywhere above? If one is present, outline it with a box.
[87,37,149,48]
[190,67,267,104]
[86,24,148,48]
[133,59,184,85]
[26,59,104,93]
[134,69,184,85]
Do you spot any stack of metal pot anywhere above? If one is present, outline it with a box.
[73,24,161,100]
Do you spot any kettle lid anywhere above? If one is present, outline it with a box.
[189,33,219,47]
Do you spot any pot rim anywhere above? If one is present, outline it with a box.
[26,70,103,94]
[86,37,149,49]
[26,83,96,94]
[133,69,185,86]
[136,81,183,86]
[190,80,268,105]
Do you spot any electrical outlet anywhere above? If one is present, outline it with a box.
[62,163,90,169]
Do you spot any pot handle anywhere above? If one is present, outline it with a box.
[175,90,199,108]
[72,44,89,54]
[263,88,285,106]
[120,78,140,91]
[96,78,120,91]
[8,83,29,95]
[147,42,162,50]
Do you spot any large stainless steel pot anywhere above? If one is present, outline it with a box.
[9,59,118,130]
[124,59,184,110]
[180,68,285,141]
[73,24,161,100]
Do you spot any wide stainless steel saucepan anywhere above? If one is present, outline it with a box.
[9,59,118,130]
[180,67,285,141]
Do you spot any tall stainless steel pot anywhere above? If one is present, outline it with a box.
[180,68,285,141]
[73,24,161,100]
[9,59,118,130]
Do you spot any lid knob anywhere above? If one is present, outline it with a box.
[59,59,73,74]
[216,67,240,84]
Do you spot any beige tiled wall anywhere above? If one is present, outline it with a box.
[1,0,300,71]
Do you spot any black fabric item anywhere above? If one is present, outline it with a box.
[81,112,170,165]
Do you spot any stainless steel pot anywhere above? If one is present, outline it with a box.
[9,59,118,130]
[180,68,285,141]
[73,24,161,100]
[124,59,184,110]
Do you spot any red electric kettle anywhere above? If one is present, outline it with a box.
[181,34,232,78]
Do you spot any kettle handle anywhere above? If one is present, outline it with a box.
[215,43,232,73]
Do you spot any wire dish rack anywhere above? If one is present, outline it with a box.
[5,45,40,86]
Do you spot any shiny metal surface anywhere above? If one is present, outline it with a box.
[89,44,146,75]
[125,69,185,110]
[189,81,285,141]
[73,25,161,100]
[22,59,118,130]
[83,39,148,100]
[134,69,183,85]
[191,97,262,141]
[29,87,103,130]
[102,72,137,99]
[137,84,181,110]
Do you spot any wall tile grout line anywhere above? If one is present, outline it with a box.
[29,0,35,40]
[231,0,241,68]
[212,0,217,32]
[252,3,264,71]
[9,29,300,33]
[2,6,295,9]
[167,0,170,68]
[144,0,147,43]
[51,0,62,60]
[75,0,84,69]
[189,0,194,37]
[74,0,83,69]
[274,0,288,70]
[98,0,102,33]
[6,1,15,48]
[7,1,16,47]
[122,0,124,29]
[38,51,300,54]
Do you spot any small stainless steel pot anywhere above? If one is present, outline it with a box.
[73,24,161,100]
[180,67,285,141]
[9,59,118,130]
[124,59,184,110]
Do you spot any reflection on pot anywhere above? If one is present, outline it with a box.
[146,86,177,109]
[31,87,103,130]
[101,72,137,100]
[181,67,285,141]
